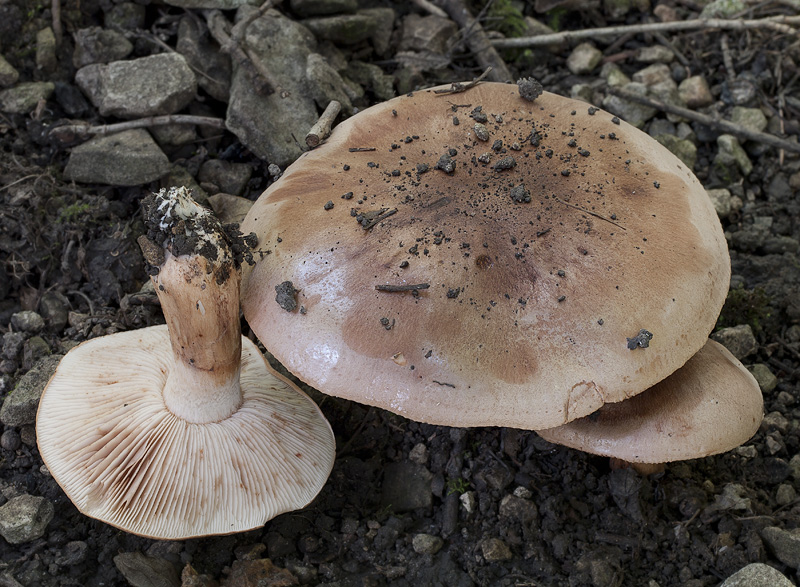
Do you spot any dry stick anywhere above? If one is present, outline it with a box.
[607,86,800,154]
[720,34,736,83]
[50,115,227,139]
[51,0,62,47]
[491,15,800,49]
[306,101,342,148]
[438,0,512,83]
[411,0,448,17]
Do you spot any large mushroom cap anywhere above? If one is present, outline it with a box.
[37,326,335,540]
[241,82,730,430]
[536,339,764,463]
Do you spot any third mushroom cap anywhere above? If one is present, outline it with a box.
[240,82,730,430]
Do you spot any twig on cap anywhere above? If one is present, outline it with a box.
[434,67,493,95]
[49,115,227,142]
[607,87,800,154]
[306,101,342,148]
[552,197,627,231]
[375,283,430,293]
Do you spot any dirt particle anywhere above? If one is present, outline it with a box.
[626,329,653,350]
[517,77,543,101]
[275,281,299,312]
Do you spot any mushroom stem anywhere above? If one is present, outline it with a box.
[143,187,244,423]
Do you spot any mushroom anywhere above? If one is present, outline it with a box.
[239,82,730,430]
[535,339,764,471]
[36,187,335,540]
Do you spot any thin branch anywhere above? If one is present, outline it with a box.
[607,86,800,154]
[433,67,493,94]
[306,100,342,148]
[49,115,227,141]
[438,0,512,82]
[411,0,448,17]
[51,0,62,47]
[491,15,800,49]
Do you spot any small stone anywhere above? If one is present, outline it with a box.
[113,552,181,587]
[750,364,778,393]
[409,443,428,465]
[3,332,24,360]
[459,491,476,513]
[761,527,800,569]
[0,81,55,114]
[678,75,713,108]
[716,134,753,177]
[632,63,672,87]
[566,43,603,75]
[36,27,57,73]
[761,411,789,434]
[73,27,134,68]
[776,484,796,506]
[731,106,768,134]
[636,45,674,63]
[0,355,62,427]
[0,54,19,87]
[711,324,757,360]
[481,538,513,561]
[601,62,631,87]
[398,13,457,54]
[0,429,21,451]
[0,495,54,544]
[720,562,794,586]
[602,82,657,128]
[701,0,746,18]
[11,310,45,334]
[655,134,697,169]
[412,533,444,555]
[706,188,733,219]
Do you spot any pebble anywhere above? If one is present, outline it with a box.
[412,533,444,554]
[10,310,44,334]
[761,527,800,569]
[720,562,793,586]
[678,75,714,108]
[0,429,20,451]
[481,537,513,561]
[0,495,54,544]
[711,324,757,359]
[566,42,603,75]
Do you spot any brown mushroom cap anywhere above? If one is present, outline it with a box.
[241,82,730,430]
[36,325,335,540]
[535,339,764,463]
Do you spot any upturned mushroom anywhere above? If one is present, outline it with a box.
[239,81,730,430]
[536,340,763,472]
[36,186,335,540]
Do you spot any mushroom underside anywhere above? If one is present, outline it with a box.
[36,325,335,540]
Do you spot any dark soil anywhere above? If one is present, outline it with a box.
[1,1,800,586]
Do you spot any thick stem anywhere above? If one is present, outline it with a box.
[145,187,244,424]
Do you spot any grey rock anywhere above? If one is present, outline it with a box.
[399,14,457,55]
[409,443,428,465]
[150,123,197,150]
[10,311,44,333]
[731,106,768,134]
[763,236,800,255]
[655,134,696,169]
[632,63,673,87]
[105,2,146,30]
[0,429,21,451]
[0,495,54,544]
[38,292,69,332]
[305,52,353,113]
[601,62,631,87]
[499,494,538,525]
[0,55,19,87]
[163,0,257,7]
[207,193,253,225]
[602,83,656,128]
[55,541,89,566]
[647,118,676,137]
[302,8,394,48]
[22,337,51,371]
[345,60,395,101]
[65,129,170,186]
[0,82,55,114]
[720,562,793,586]
[701,0,746,18]
[569,83,594,103]
[382,461,433,511]
[3,332,24,360]
[0,355,61,427]
[711,324,757,359]
[707,188,733,219]
[176,17,231,103]
[678,75,713,108]
[566,42,602,75]
[761,527,800,569]
[36,27,57,73]
[715,134,753,180]
[113,552,180,587]
[75,53,197,118]
[290,0,358,16]
[481,538,512,561]
[776,484,796,506]
[412,533,444,554]
[706,483,752,514]
[72,27,133,68]
[636,45,674,63]
[198,159,252,197]
[649,80,686,123]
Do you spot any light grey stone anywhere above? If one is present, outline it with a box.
[636,45,674,63]
[632,63,673,87]
[678,75,713,108]
[601,62,631,87]
[399,14,457,55]
[655,134,696,169]
[711,324,757,359]
[0,355,62,427]
[75,53,197,118]
[731,106,768,134]
[64,129,170,186]
[0,495,54,544]
[0,55,19,87]
[715,134,753,180]
[302,8,395,51]
[720,563,793,587]
[305,52,353,113]
[566,42,602,75]
[481,538,512,561]
[602,82,657,128]
[10,311,44,333]
[0,82,54,114]
[345,60,395,101]
[701,0,746,18]
[113,552,180,587]
[412,533,444,554]
[73,27,134,68]
[707,188,732,218]
[36,27,57,73]
[761,527,800,569]
[750,364,778,393]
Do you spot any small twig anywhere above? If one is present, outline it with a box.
[358,207,398,230]
[375,283,430,293]
[410,0,448,17]
[491,15,800,49]
[552,196,627,230]
[433,67,493,95]
[230,0,280,46]
[348,147,377,152]
[720,34,736,84]
[0,174,40,193]
[306,100,342,148]
[607,86,800,154]
[50,115,227,140]
[438,0,512,82]
[51,0,62,47]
